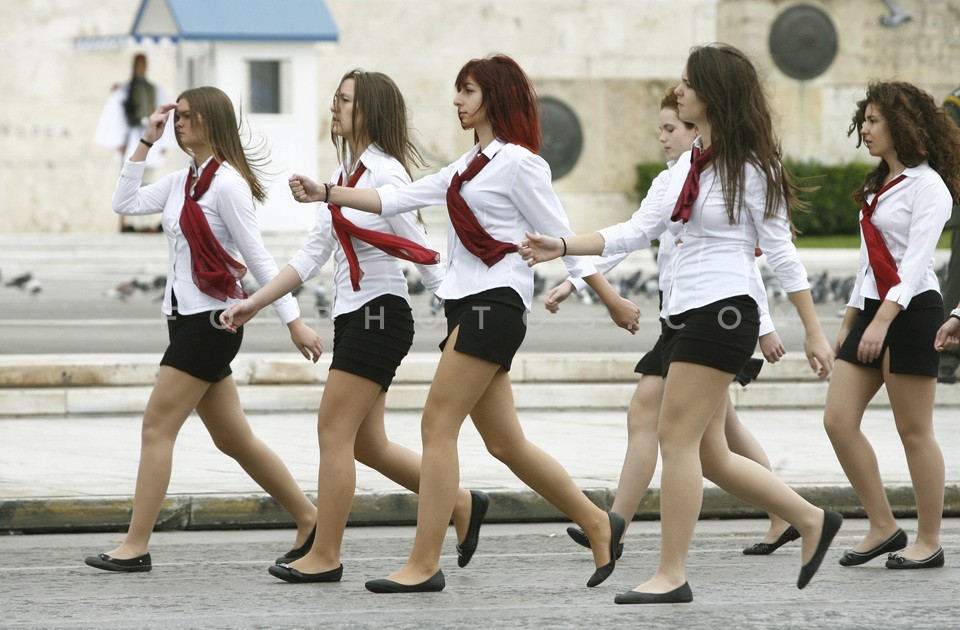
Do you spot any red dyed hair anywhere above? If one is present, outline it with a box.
[455,54,541,153]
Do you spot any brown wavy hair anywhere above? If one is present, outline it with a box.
[175,86,269,203]
[685,44,805,225]
[848,81,960,205]
[660,87,695,130]
[332,69,426,178]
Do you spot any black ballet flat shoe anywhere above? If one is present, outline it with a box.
[365,570,445,593]
[838,528,907,567]
[274,525,317,565]
[457,490,489,568]
[885,548,945,570]
[565,526,624,559]
[84,552,152,573]
[268,562,343,583]
[797,509,843,589]
[614,582,693,605]
[587,511,626,588]
[743,525,801,556]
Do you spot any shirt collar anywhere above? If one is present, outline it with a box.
[901,162,929,178]
[479,137,506,160]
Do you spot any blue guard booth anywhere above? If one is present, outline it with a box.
[131,0,339,231]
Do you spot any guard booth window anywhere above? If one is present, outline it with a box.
[249,60,282,114]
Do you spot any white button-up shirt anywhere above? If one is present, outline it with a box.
[847,162,952,309]
[377,138,596,311]
[113,158,300,324]
[599,140,809,321]
[572,160,775,335]
[288,144,446,319]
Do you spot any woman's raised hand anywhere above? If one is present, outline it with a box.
[288,174,324,204]
[143,103,177,145]
[518,232,564,267]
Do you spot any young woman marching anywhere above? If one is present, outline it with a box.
[289,54,641,592]
[85,87,318,572]
[824,81,960,570]
[520,44,842,603]
[221,70,486,583]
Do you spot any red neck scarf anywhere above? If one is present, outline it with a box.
[328,162,441,292]
[179,159,248,300]
[861,174,907,300]
[671,145,714,223]
[446,151,518,267]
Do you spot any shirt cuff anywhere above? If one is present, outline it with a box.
[884,282,915,309]
[598,225,626,256]
[569,276,587,292]
[288,254,318,284]
[376,185,399,218]
[271,295,301,325]
[120,159,146,177]
[758,313,775,337]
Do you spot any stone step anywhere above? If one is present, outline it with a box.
[2,353,958,416]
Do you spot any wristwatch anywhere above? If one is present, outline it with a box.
[951,307,960,321]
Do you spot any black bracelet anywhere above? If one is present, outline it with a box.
[139,138,154,148]
[323,182,331,203]
[560,237,567,257]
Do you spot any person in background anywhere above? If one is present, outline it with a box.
[94,53,173,232]
[824,81,960,571]
[84,87,318,573]
[936,87,960,383]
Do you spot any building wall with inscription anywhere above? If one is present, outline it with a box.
[1,0,957,233]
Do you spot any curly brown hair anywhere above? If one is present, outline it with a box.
[848,81,960,205]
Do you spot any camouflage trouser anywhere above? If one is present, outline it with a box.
[940,226,960,373]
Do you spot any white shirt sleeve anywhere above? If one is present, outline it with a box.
[216,173,300,325]
[112,160,175,216]
[288,207,337,284]
[746,166,809,293]
[509,154,596,279]
[884,178,953,307]
[377,164,457,218]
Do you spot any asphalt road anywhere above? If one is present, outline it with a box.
[2,519,957,629]
[0,280,847,355]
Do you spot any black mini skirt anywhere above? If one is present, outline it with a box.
[635,335,763,386]
[440,287,526,371]
[331,294,414,390]
[161,307,242,383]
[660,295,760,376]
[836,290,943,377]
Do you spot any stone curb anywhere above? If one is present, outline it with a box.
[4,484,958,534]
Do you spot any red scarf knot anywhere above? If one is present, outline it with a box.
[671,145,714,223]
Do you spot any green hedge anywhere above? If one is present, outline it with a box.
[634,160,875,236]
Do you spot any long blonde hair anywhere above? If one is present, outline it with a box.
[175,86,270,203]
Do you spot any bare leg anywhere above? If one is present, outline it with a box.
[382,327,501,585]
[884,358,943,560]
[699,398,829,566]
[470,370,613,569]
[353,388,475,544]
[610,375,664,538]
[628,362,732,594]
[196,376,317,544]
[822,360,897,552]
[724,396,792,542]
[105,366,210,558]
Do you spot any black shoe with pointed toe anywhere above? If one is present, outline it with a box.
[797,509,843,589]
[84,552,152,573]
[457,490,489,568]
[274,525,317,565]
[587,511,626,588]
[268,562,343,583]
[885,548,944,569]
[614,582,693,605]
[743,525,801,556]
[365,570,445,593]
[838,528,907,567]
[566,526,624,559]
